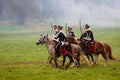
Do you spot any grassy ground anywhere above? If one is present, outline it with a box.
[0,24,120,80]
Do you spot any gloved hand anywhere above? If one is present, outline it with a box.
[61,42,64,46]
[91,42,94,44]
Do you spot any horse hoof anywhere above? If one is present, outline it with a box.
[88,64,92,67]
[55,66,57,68]
[70,63,75,67]
[77,67,80,70]
[44,62,49,64]
[65,66,68,70]
[90,62,94,66]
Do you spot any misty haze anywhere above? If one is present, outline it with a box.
[0,1,120,79]
[0,0,120,27]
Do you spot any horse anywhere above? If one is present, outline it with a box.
[36,34,59,68]
[93,41,115,66]
[67,35,115,66]
[36,34,75,69]
[66,43,91,68]
[36,34,91,69]
[66,35,94,62]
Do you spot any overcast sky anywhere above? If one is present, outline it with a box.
[0,0,120,27]
[46,0,120,27]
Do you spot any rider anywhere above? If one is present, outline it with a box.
[54,25,66,57]
[80,24,94,54]
[68,27,76,37]
[53,25,58,39]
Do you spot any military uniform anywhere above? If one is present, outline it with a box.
[80,29,94,42]
[54,26,66,57]
[68,27,76,37]
[53,25,58,39]
[80,24,94,54]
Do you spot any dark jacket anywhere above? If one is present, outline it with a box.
[80,30,94,42]
[55,31,66,42]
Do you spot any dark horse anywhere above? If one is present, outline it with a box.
[67,35,115,66]
[36,34,91,69]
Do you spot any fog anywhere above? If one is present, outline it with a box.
[0,0,120,27]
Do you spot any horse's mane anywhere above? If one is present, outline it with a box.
[67,35,79,44]
[46,35,55,45]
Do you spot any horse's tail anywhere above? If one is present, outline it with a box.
[104,43,115,60]
[100,42,115,60]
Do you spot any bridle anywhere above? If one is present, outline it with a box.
[38,36,46,44]
[38,35,60,54]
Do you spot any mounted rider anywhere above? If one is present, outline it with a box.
[53,25,58,38]
[53,25,67,57]
[80,24,94,54]
[68,27,76,37]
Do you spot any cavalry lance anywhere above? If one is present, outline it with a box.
[65,22,68,36]
[50,22,54,34]
[79,19,83,35]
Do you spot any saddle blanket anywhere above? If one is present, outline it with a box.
[61,48,66,56]
[88,43,96,53]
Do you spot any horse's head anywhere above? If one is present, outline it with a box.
[36,34,48,45]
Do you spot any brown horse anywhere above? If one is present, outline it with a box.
[67,35,115,66]
[36,34,91,69]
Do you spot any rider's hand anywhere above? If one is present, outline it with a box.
[91,42,94,44]
[61,42,64,46]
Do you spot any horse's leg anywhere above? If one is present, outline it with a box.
[84,52,92,63]
[45,55,51,64]
[81,54,91,67]
[65,55,74,69]
[49,55,59,68]
[75,51,80,68]
[70,58,76,68]
[61,50,74,69]
[54,58,59,68]
[101,53,108,67]
[70,52,80,68]
[49,57,55,67]
[70,45,77,68]
[92,54,99,65]
[86,54,90,61]
[100,42,109,66]
[76,57,80,68]
[89,54,94,62]
[61,55,66,68]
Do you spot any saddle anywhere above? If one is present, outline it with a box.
[88,43,96,53]
[60,44,71,56]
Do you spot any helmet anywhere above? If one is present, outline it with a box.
[85,24,90,28]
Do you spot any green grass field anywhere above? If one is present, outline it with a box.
[0,24,120,80]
